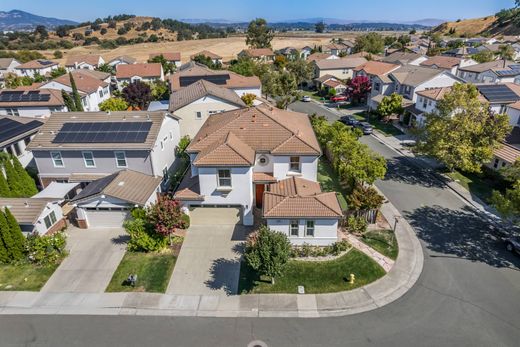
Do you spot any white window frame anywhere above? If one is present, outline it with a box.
[44,211,57,229]
[305,220,315,237]
[290,220,299,237]
[217,169,232,188]
[196,111,202,119]
[289,156,301,173]
[6,108,19,117]
[114,151,127,167]
[50,151,64,167]
[82,151,96,168]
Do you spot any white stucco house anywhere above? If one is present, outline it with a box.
[313,57,367,80]
[0,58,21,87]
[115,63,164,89]
[456,59,516,83]
[0,198,65,235]
[174,105,343,245]
[14,60,59,78]
[65,54,105,71]
[107,55,137,67]
[169,79,246,138]
[507,101,520,128]
[419,56,477,75]
[149,53,181,68]
[0,88,67,119]
[381,52,428,66]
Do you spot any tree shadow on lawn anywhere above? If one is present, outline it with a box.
[111,234,130,245]
[384,156,449,189]
[204,257,242,296]
[405,205,520,269]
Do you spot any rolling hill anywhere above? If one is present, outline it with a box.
[432,15,520,37]
[0,9,77,31]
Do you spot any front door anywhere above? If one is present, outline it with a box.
[255,184,265,208]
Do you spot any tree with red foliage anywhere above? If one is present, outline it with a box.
[347,76,372,104]
[122,80,152,110]
[147,195,184,245]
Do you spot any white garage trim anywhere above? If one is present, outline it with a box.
[84,209,130,228]
[188,206,242,225]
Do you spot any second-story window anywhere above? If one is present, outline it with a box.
[51,151,64,167]
[82,151,96,168]
[217,169,231,187]
[289,156,301,172]
[115,151,127,167]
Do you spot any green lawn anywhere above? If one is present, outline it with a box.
[238,249,386,294]
[446,170,501,204]
[354,112,404,137]
[317,156,348,210]
[0,263,60,291]
[106,251,176,293]
[301,90,325,102]
[361,230,398,260]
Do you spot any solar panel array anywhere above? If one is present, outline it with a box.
[38,60,55,66]
[179,74,230,87]
[0,90,51,103]
[52,122,152,144]
[0,118,43,145]
[477,84,520,103]
[495,69,520,77]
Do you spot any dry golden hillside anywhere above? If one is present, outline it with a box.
[432,15,520,37]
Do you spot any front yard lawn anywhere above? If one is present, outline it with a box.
[445,170,504,204]
[354,112,404,137]
[106,251,176,293]
[238,249,386,294]
[0,263,60,291]
[317,156,348,210]
[301,90,325,102]
[361,230,398,260]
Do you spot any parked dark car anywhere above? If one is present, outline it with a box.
[339,115,359,126]
[505,236,520,254]
[355,121,373,135]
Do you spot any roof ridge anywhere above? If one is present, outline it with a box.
[264,194,290,216]
[224,132,254,164]
[314,192,342,215]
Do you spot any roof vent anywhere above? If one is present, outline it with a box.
[24,201,29,207]
[118,181,125,186]
[107,111,111,116]
[147,114,151,121]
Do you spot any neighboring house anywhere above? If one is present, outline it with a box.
[238,48,275,63]
[300,46,313,60]
[0,198,65,235]
[263,176,342,246]
[477,64,520,84]
[149,52,181,68]
[169,79,246,138]
[323,41,355,56]
[40,70,111,112]
[0,89,66,119]
[419,56,478,75]
[115,63,164,89]
[507,101,520,127]
[174,105,324,229]
[457,60,518,83]
[307,53,339,62]
[107,55,137,67]
[487,143,520,172]
[65,54,105,71]
[477,83,520,115]
[411,87,453,126]
[190,50,223,65]
[465,37,496,46]
[0,58,21,87]
[313,57,367,80]
[71,170,162,229]
[14,60,59,78]
[169,62,262,97]
[322,79,347,94]
[353,61,400,83]
[275,47,300,61]
[0,116,44,167]
[381,52,427,66]
[314,74,343,92]
[442,46,486,58]
[27,111,181,189]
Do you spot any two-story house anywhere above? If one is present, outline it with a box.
[456,60,516,83]
[149,53,181,68]
[0,116,45,167]
[314,57,367,80]
[477,83,520,116]
[190,51,223,65]
[107,55,137,67]
[419,56,478,75]
[40,70,111,112]
[307,53,339,62]
[0,58,21,87]
[323,41,355,56]
[115,63,164,89]
[174,105,342,245]
[14,60,59,78]
[0,88,66,119]
[477,64,520,84]
[65,54,105,72]
[381,52,428,66]
[27,111,181,189]
[238,48,275,63]
[169,79,246,138]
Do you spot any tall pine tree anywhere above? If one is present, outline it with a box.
[4,208,25,261]
[61,90,76,112]
[0,210,17,262]
[3,159,23,197]
[0,165,10,197]
[0,210,9,263]
[11,156,37,196]
[69,73,84,112]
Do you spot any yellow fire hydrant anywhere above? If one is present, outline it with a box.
[349,273,355,284]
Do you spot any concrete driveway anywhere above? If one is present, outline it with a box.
[167,212,249,296]
[41,226,127,293]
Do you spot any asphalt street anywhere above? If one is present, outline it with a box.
[1,104,520,347]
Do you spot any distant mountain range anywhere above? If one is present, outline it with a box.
[275,17,446,27]
[0,10,77,31]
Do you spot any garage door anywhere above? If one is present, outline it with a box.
[189,206,241,225]
[86,210,130,228]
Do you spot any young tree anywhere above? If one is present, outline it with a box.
[377,93,403,119]
[150,80,170,101]
[50,67,67,79]
[192,54,221,70]
[315,21,326,33]
[347,184,385,211]
[146,195,185,245]
[0,211,12,262]
[497,44,515,60]
[271,71,299,109]
[96,63,114,74]
[472,50,495,63]
[492,159,520,225]
[348,76,372,104]
[69,73,84,112]
[61,90,76,111]
[244,226,291,284]
[0,168,10,197]
[99,97,129,111]
[246,18,274,48]
[148,54,176,74]
[241,93,256,107]
[122,81,152,110]
[416,83,511,173]
[53,50,63,59]
[0,209,22,262]
[286,59,313,88]
[11,156,37,196]
[354,33,385,54]
[4,208,25,261]
[228,57,257,77]
[2,158,23,197]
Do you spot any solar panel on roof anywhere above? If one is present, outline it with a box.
[0,90,51,103]
[0,118,42,145]
[477,84,519,103]
[52,121,152,144]
[179,74,230,87]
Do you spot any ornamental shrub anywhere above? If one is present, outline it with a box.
[26,232,67,265]
[125,218,168,252]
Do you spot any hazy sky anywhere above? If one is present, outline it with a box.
[0,0,515,22]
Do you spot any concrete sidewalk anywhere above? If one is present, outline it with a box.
[0,198,423,318]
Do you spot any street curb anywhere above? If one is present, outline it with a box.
[0,196,423,318]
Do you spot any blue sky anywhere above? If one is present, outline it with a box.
[0,0,515,22]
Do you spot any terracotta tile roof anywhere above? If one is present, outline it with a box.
[390,65,445,87]
[149,52,181,61]
[0,58,17,69]
[323,79,345,88]
[240,48,275,58]
[47,70,108,94]
[169,62,261,91]
[263,177,342,218]
[509,101,520,111]
[354,61,399,76]
[116,63,163,79]
[15,60,58,70]
[307,53,335,62]
[349,51,383,60]
[169,79,245,112]
[0,88,64,107]
[420,56,462,70]
[193,132,256,167]
[494,143,520,164]
[65,54,102,67]
[315,74,337,83]
[190,50,222,60]
[0,198,57,224]
[109,55,137,64]
[458,59,515,73]
[315,57,367,70]
[416,87,453,101]
[187,105,321,165]
[505,83,520,97]
[381,52,424,65]
[72,69,110,81]
[174,174,203,201]
[253,172,277,183]
[27,111,174,151]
